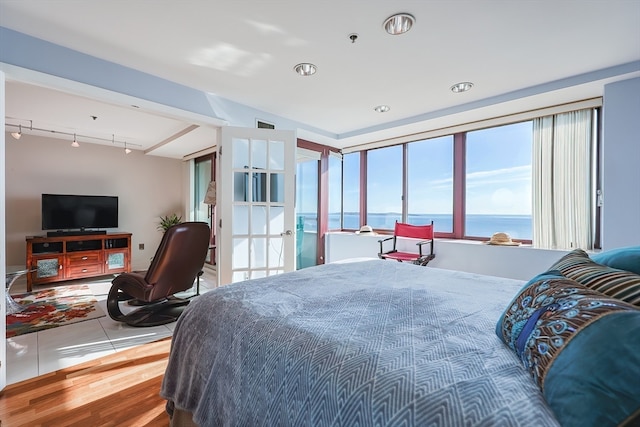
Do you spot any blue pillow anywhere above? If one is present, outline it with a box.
[494,269,564,338]
[591,245,640,275]
[496,275,640,427]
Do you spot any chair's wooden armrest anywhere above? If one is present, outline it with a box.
[378,236,394,254]
[415,239,432,246]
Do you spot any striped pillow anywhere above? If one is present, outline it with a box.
[549,249,640,306]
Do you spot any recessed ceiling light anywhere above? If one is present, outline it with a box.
[450,82,474,93]
[294,63,317,76]
[383,13,415,35]
[374,105,390,113]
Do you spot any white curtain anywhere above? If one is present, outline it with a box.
[533,109,594,250]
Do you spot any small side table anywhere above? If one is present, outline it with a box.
[5,266,31,315]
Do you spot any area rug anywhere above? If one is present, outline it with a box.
[6,285,106,338]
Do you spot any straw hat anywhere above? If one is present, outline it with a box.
[355,225,376,235]
[486,232,521,246]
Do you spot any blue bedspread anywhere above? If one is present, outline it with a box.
[161,260,560,426]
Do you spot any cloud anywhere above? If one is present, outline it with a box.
[425,165,530,192]
[466,165,531,188]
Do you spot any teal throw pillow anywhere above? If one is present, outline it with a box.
[591,245,640,275]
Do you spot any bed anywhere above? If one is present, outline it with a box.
[161,255,640,427]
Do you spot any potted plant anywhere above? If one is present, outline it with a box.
[157,213,183,233]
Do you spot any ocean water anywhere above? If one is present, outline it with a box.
[298,213,532,240]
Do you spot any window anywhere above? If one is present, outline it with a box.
[342,152,360,230]
[296,159,318,269]
[296,160,318,231]
[328,154,342,230]
[407,135,454,233]
[465,122,533,240]
[334,104,599,248]
[366,145,403,228]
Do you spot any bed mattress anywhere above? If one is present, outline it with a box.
[161,259,559,426]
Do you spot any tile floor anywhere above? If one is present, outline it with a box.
[6,268,217,385]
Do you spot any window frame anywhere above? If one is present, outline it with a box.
[340,106,601,246]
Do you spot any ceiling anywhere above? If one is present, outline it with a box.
[1,0,639,158]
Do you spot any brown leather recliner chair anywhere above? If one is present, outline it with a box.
[107,221,210,327]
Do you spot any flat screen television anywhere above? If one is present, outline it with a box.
[42,194,119,233]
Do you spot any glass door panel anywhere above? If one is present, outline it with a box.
[233,205,249,235]
[270,173,285,202]
[106,252,125,270]
[295,159,318,269]
[270,140,285,169]
[252,140,268,169]
[252,206,268,234]
[195,155,215,265]
[232,139,249,169]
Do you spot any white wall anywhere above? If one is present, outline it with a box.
[5,132,186,271]
[325,232,568,281]
[602,77,640,249]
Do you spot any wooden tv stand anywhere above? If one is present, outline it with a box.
[26,232,132,292]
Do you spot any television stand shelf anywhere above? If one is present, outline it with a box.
[25,232,132,292]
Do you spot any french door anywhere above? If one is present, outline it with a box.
[217,126,296,285]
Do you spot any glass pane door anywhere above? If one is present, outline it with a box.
[296,158,318,269]
[195,155,215,265]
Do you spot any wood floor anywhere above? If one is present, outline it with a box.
[0,337,172,427]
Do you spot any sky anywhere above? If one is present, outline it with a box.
[298,120,533,217]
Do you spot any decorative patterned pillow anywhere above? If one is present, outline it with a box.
[494,269,564,342]
[591,245,640,275]
[496,274,640,427]
[548,248,640,306]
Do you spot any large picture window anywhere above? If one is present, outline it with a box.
[342,152,360,230]
[407,135,454,233]
[366,145,402,229]
[337,105,599,249]
[465,122,533,240]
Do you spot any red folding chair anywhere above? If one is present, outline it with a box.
[378,221,435,266]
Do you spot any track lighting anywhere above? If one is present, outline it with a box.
[5,119,139,151]
[10,120,32,140]
[11,124,22,140]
